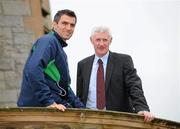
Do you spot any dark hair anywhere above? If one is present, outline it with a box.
[53,9,77,23]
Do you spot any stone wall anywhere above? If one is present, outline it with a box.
[0,0,51,107]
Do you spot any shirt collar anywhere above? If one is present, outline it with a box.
[94,51,109,65]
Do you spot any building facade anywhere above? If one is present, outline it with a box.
[0,0,51,107]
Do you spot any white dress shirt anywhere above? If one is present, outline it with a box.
[86,51,109,109]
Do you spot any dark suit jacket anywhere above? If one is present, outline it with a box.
[76,51,150,113]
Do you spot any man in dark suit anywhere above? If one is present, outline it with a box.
[76,26,154,122]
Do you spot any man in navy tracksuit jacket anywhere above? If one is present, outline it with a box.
[17,9,84,111]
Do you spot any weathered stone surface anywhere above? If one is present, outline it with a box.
[0,108,180,129]
[0,16,23,27]
[4,71,21,89]
[14,33,34,44]
[0,71,6,89]
[0,28,2,37]
[41,0,50,13]
[0,0,51,108]
[0,58,14,70]
[11,52,29,59]
[14,58,26,77]
[0,39,13,45]
[2,0,30,15]
[0,90,19,103]
[0,27,12,39]
[0,43,4,58]
[12,27,25,33]
[2,43,15,58]
[0,2,2,14]
[44,15,52,30]
[0,102,17,107]
[14,44,30,53]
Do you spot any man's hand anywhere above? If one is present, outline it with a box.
[47,102,66,111]
[138,111,155,122]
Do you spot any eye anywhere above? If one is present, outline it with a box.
[61,21,68,25]
[103,39,108,42]
[70,23,75,28]
[96,39,101,42]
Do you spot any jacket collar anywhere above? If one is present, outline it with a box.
[51,30,68,47]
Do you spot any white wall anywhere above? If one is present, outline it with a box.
[49,0,180,122]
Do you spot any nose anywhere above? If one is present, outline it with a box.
[99,40,105,45]
[66,24,71,30]
[66,24,74,31]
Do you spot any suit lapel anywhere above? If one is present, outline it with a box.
[83,53,114,96]
[105,52,114,92]
[84,55,94,98]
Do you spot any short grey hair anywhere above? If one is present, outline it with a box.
[90,26,112,38]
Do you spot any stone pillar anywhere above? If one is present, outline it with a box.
[0,0,51,107]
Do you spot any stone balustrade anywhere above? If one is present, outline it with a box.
[0,108,179,129]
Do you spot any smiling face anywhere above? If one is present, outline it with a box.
[90,32,112,57]
[53,14,76,41]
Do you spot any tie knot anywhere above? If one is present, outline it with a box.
[98,59,103,64]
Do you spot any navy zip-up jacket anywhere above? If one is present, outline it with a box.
[17,31,84,108]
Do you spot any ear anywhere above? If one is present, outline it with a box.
[52,21,57,30]
[90,37,93,44]
[109,37,113,44]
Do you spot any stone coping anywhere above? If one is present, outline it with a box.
[0,107,179,129]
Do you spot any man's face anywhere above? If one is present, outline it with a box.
[53,14,76,41]
[90,32,112,57]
